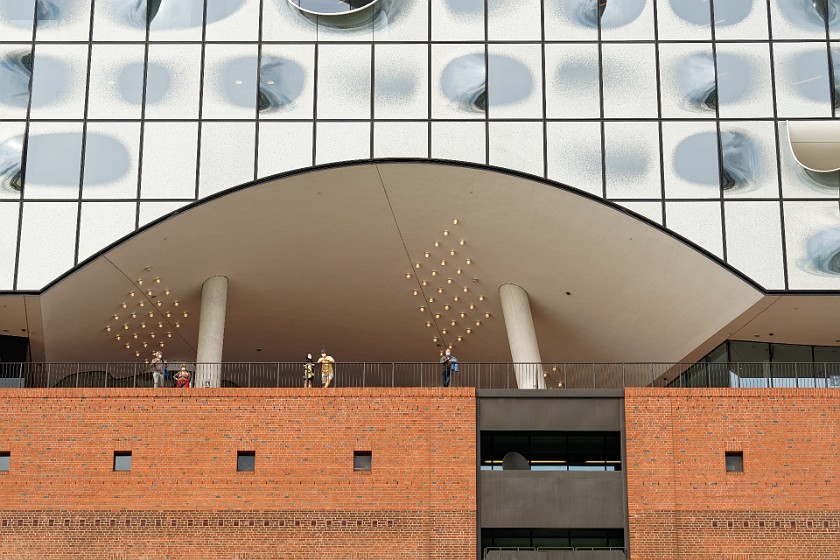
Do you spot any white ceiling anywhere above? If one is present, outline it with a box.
[2,162,838,365]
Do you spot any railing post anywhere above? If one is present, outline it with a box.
[391,362,395,388]
[276,363,280,388]
[75,363,80,388]
[622,363,626,388]
[592,363,596,390]
[247,363,252,388]
[46,363,51,389]
[104,363,109,389]
[794,363,798,389]
[363,363,366,388]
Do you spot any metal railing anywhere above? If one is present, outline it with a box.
[0,362,838,389]
[483,547,627,559]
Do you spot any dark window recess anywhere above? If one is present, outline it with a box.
[354,451,372,472]
[480,431,621,471]
[113,451,131,472]
[237,451,255,472]
[0,451,9,472]
[725,451,744,473]
[482,529,624,551]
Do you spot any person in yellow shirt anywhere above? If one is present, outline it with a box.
[317,349,335,388]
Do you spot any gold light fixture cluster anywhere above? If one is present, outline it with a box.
[103,269,187,357]
[405,218,492,354]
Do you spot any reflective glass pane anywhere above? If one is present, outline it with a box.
[23,121,83,199]
[140,122,198,199]
[432,44,484,120]
[0,202,19,288]
[29,43,87,119]
[770,0,832,39]
[616,201,663,225]
[488,121,543,177]
[148,0,205,41]
[372,0,428,41]
[431,121,485,165]
[721,121,779,198]
[316,4,374,42]
[488,0,542,40]
[0,46,33,120]
[202,44,259,119]
[546,121,603,197]
[262,0,317,41]
[138,200,185,227]
[714,0,769,40]
[716,43,774,118]
[665,201,724,257]
[600,0,655,40]
[257,121,313,177]
[34,0,91,41]
[374,43,428,119]
[658,43,716,119]
[724,201,785,289]
[77,202,136,262]
[0,0,36,40]
[658,0,712,40]
[773,43,832,118]
[730,340,771,362]
[316,44,371,119]
[198,122,256,198]
[373,122,428,158]
[662,120,721,199]
[92,0,147,41]
[488,44,542,119]
[87,44,146,120]
[544,0,598,40]
[315,121,370,164]
[545,43,601,119]
[431,0,484,41]
[602,43,658,118]
[259,44,315,120]
[605,121,661,199]
[783,200,840,290]
[17,201,77,290]
[778,122,840,199]
[144,43,202,119]
[205,0,259,41]
[82,122,140,200]
[0,122,25,200]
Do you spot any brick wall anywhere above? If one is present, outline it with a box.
[0,388,476,559]
[625,388,840,559]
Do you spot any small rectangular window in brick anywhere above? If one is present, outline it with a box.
[354,451,372,472]
[725,451,743,473]
[237,451,255,472]
[113,451,132,472]
[0,452,9,472]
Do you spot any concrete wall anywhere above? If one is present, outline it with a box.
[625,388,840,560]
[0,388,477,560]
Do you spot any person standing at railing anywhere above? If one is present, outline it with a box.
[318,349,335,388]
[303,353,316,388]
[150,351,167,388]
[174,365,191,388]
[440,349,458,387]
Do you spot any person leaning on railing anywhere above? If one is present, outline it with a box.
[174,365,191,388]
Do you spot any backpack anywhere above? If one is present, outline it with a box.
[451,358,459,373]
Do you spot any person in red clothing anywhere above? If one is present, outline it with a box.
[175,365,191,388]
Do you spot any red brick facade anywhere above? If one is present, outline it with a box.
[0,388,476,559]
[625,388,840,559]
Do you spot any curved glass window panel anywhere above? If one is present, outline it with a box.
[259,45,315,120]
[17,201,77,290]
[724,201,785,290]
[771,0,836,39]
[604,121,661,199]
[205,0,258,41]
[148,0,205,41]
[140,122,198,199]
[87,44,147,120]
[601,43,658,119]
[374,43,428,120]
[438,51,486,117]
[29,44,87,120]
[315,5,374,41]
[778,122,840,198]
[431,121,485,164]
[833,48,840,108]
[716,43,773,118]
[23,122,83,199]
[261,0,317,41]
[783,201,840,289]
[289,0,378,14]
[0,47,32,120]
[0,122,25,200]
[544,0,598,40]
[665,201,724,258]
[202,44,259,119]
[314,121,370,164]
[488,0,542,40]
[77,202,136,262]
[714,0,768,40]
[144,43,201,119]
[373,121,428,158]
[0,202,19,288]
[33,0,91,41]
[82,122,139,200]
[546,121,603,197]
[658,43,716,119]
[92,0,148,41]
[198,122,255,198]
[773,43,832,118]
[722,121,779,198]
[599,0,655,40]
[488,121,544,177]
[257,121,313,177]
[0,0,36,40]
[316,44,371,119]
[657,0,712,40]
[616,201,663,225]
[662,120,721,199]
[487,45,542,119]
[545,43,600,119]
[372,0,428,41]
[431,0,484,41]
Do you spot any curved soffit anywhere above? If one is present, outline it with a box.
[788,120,840,172]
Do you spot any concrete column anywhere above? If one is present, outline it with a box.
[499,283,545,389]
[195,276,228,388]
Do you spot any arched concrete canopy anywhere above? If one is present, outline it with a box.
[20,160,779,364]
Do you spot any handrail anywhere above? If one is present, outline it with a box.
[0,362,838,389]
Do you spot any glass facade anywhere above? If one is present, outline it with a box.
[1,0,839,290]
